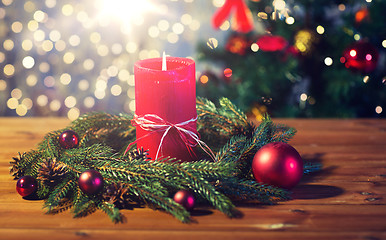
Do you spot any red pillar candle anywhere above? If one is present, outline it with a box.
[134,56,197,162]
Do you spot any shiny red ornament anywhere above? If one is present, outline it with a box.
[341,41,379,73]
[252,142,303,189]
[78,170,104,195]
[256,35,288,52]
[173,190,195,211]
[16,175,37,197]
[59,130,79,149]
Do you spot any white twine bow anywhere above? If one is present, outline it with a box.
[126,114,215,161]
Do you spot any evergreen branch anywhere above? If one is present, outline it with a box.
[44,179,77,210]
[127,182,191,223]
[72,199,98,218]
[46,199,73,215]
[99,202,122,223]
[219,97,248,126]
[217,179,291,203]
[172,164,236,218]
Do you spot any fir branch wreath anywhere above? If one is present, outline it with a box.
[10,97,321,223]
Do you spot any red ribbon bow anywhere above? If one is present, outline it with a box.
[212,0,254,33]
[126,114,215,161]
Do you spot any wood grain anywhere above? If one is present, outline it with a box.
[0,118,385,240]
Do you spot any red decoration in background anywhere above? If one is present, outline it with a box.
[78,170,104,195]
[212,0,254,33]
[58,130,79,149]
[341,41,379,73]
[252,142,303,189]
[355,8,369,24]
[16,176,37,197]
[256,35,288,52]
[225,35,250,55]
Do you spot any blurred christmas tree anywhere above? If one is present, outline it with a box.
[197,0,385,118]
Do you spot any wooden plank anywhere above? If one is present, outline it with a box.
[0,229,384,240]
[0,118,385,239]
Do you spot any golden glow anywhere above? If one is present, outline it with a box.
[22,40,33,51]
[26,74,38,86]
[11,21,23,33]
[0,80,6,91]
[49,99,61,111]
[111,85,122,96]
[251,43,259,52]
[273,0,286,11]
[375,106,382,114]
[207,38,218,49]
[96,0,157,32]
[78,79,89,91]
[33,10,47,22]
[285,17,295,25]
[200,75,209,84]
[11,88,22,99]
[62,4,74,16]
[213,0,225,8]
[324,57,333,66]
[22,56,35,69]
[63,52,75,64]
[67,108,80,120]
[22,98,33,109]
[300,93,307,102]
[181,14,192,25]
[3,39,14,51]
[36,95,48,106]
[316,25,324,35]
[84,97,95,108]
[7,98,18,109]
[83,59,95,70]
[42,40,54,52]
[27,20,38,31]
[60,73,71,85]
[24,1,36,12]
[16,104,28,116]
[4,64,15,77]
[64,96,77,108]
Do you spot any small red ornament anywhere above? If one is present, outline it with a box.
[256,35,288,52]
[252,142,303,189]
[173,190,195,211]
[16,176,38,197]
[58,130,79,149]
[341,41,379,73]
[78,170,104,195]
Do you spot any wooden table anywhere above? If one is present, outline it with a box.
[0,118,385,240]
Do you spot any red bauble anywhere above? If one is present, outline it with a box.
[341,41,379,73]
[78,170,104,195]
[59,130,79,149]
[16,176,38,197]
[256,35,288,52]
[252,142,303,189]
[173,190,195,211]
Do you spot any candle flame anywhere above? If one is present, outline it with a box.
[162,51,167,71]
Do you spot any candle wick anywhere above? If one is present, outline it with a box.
[162,51,167,71]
